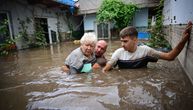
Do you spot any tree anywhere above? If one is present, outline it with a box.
[97,0,137,29]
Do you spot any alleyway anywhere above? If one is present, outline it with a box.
[0,41,193,110]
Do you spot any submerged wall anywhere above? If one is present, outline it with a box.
[164,25,193,84]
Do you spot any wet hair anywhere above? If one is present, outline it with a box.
[119,26,138,39]
[96,57,107,67]
[80,32,97,45]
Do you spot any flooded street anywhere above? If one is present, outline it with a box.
[0,41,193,110]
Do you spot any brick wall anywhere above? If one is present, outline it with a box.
[164,25,193,84]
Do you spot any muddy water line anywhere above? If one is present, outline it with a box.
[0,41,193,110]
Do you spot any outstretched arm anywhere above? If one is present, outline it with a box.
[102,63,112,73]
[159,21,192,60]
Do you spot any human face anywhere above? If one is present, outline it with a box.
[95,41,107,57]
[81,43,95,57]
[120,36,138,52]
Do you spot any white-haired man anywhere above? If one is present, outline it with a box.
[62,32,97,74]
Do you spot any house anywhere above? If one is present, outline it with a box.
[0,0,81,49]
[77,0,160,39]
[162,0,193,84]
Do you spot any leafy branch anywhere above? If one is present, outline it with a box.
[97,0,138,29]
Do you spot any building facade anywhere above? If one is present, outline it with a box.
[163,0,193,83]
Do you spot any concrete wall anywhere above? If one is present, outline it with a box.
[163,0,193,25]
[163,0,193,84]
[164,25,193,84]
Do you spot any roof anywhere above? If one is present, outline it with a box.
[77,0,102,15]
[77,0,160,15]
[123,0,160,8]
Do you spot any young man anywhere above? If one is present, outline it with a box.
[103,21,192,73]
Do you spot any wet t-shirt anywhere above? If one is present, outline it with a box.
[107,45,161,68]
[64,47,96,74]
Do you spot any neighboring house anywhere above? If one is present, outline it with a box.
[162,0,193,84]
[77,0,160,39]
[0,0,80,49]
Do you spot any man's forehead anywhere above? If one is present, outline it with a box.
[121,37,129,40]
[97,41,107,46]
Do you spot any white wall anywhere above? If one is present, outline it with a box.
[163,0,193,25]
[163,0,193,84]
[133,8,148,27]
[48,18,59,43]
[84,14,96,31]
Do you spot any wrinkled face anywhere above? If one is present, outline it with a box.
[95,41,107,57]
[81,43,95,57]
[120,36,138,52]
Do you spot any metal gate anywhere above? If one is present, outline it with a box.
[95,22,110,39]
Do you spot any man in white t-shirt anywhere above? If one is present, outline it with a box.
[103,21,192,73]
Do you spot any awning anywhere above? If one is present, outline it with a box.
[27,0,78,14]
[54,0,75,7]
[28,0,77,8]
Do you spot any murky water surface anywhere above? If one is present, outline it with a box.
[0,41,193,110]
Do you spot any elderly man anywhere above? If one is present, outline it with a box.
[103,21,192,73]
[62,32,97,74]
[94,40,108,67]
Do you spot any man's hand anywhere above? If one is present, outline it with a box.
[92,63,101,70]
[102,63,112,73]
[61,65,69,73]
[159,21,192,61]
[182,21,192,42]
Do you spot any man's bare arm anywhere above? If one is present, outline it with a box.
[159,21,192,60]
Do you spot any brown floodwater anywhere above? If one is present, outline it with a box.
[0,41,193,110]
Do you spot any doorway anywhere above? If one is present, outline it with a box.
[34,18,49,43]
[0,12,12,44]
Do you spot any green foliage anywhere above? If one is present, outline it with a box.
[17,17,31,42]
[30,24,47,48]
[147,0,171,49]
[0,38,16,56]
[97,0,137,29]
[0,19,16,56]
[17,17,47,48]
[0,19,9,35]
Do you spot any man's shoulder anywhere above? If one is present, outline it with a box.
[137,45,153,51]
[115,48,125,52]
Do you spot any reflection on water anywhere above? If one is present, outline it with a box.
[0,41,193,110]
